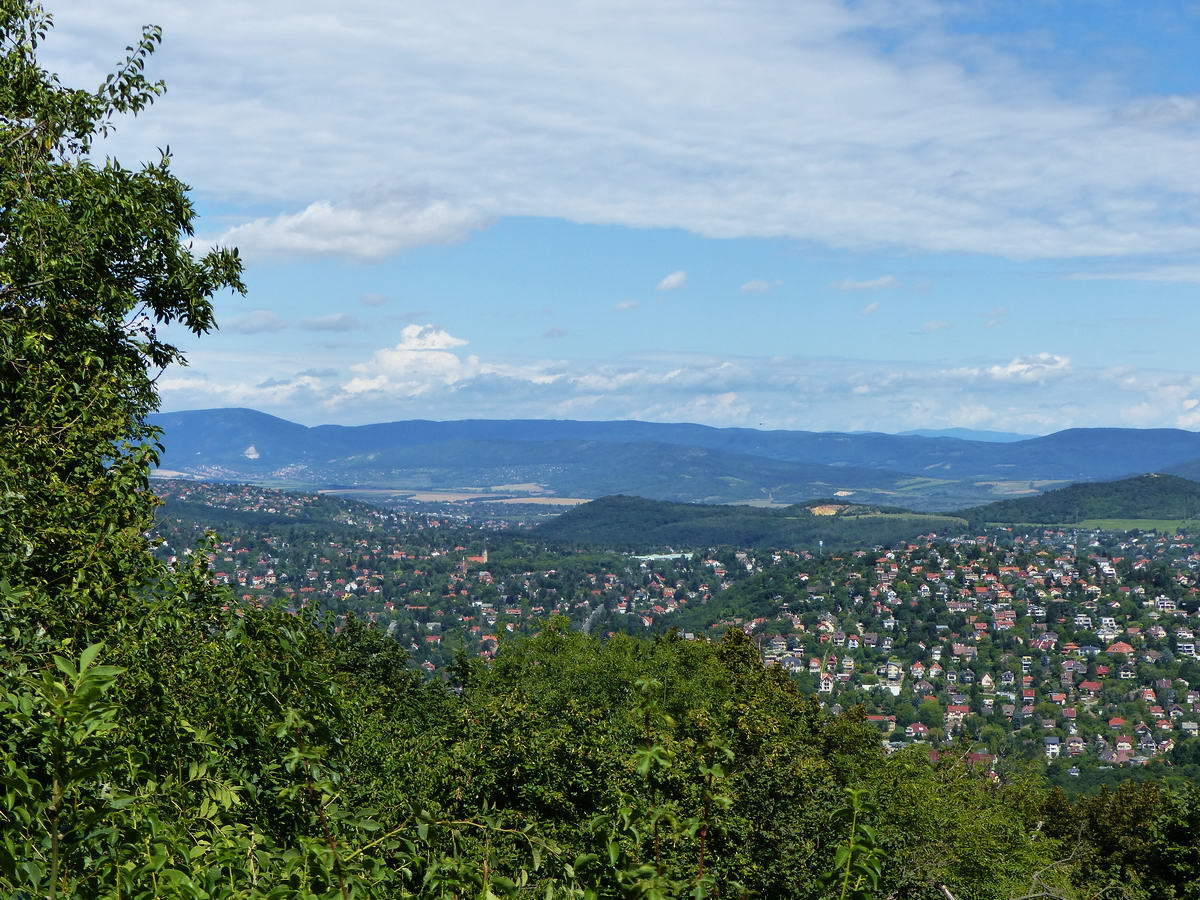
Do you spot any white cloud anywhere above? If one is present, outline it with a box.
[52,1,1200,262]
[393,324,468,351]
[337,324,475,399]
[614,299,638,310]
[159,373,324,406]
[360,293,388,307]
[159,337,1200,434]
[208,196,487,262]
[657,270,687,291]
[861,302,880,316]
[919,320,950,333]
[838,276,896,291]
[632,391,753,426]
[740,279,779,293]
[986,353,1070,382]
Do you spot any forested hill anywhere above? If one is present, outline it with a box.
[540,474,1200,549]
[535,494,964,550]
[154,479,405,532]
[150,407,1200,511]
[961,473,1200,524]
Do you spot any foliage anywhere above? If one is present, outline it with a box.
[536,494,963,551]
[821,789,884,900]
[0,0,243,637]
[4,3,1200,898]
[963,474,1200,526]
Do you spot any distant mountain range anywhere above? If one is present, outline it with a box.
[897,427,1033,442]
[148,408,1200,511]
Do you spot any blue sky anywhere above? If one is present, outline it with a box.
[49,0,1200,433]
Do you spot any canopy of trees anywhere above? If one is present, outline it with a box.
[963,474,1200,525]
[2,4,1199,898]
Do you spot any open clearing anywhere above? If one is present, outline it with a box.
[489,483,549,493]
[483,497,590,506]
[974,479,1071,495]
[404,491,499,502]
[809,504,849,516]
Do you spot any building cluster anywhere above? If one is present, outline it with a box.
[154,480,1200,772]
[754,530,1200,768]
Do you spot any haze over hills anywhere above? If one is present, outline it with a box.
[149,408,1200,512]
[897,427,1033,442]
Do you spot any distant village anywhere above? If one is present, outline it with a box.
[154,480,1200,780]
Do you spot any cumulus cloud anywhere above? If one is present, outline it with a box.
[337,325,475,398]
[394,324,468,350]
[209,195,488,262]
[222,310,288,334]
[657,270,687,291]
[740,279,779,293]
[838,276,896,291]
[986,353,1071,382]
[159,334,1200,434]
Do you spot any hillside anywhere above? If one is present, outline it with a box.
[153,479,406,532]
[150,408,1200,511]
[535,494,964,550]
[278,437,922,502]
[1164,456,1200,482]
[961,473,1200,525]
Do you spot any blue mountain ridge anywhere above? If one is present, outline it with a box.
[148,408,1200,511]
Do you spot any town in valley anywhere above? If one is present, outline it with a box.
[155,478,1200,791]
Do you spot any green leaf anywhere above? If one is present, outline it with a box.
[78,642,103,672]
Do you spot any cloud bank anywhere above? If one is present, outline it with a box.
[50,0,1200,262]
[158,328,1200,435]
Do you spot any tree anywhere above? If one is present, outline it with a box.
[918,697,945,728]
[0,0,243,636]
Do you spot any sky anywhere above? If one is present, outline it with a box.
[46,0,1200,434]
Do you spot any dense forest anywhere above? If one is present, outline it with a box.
[542,475,1200,552]
[963,474,1200,526]
[536,495,963,551]
[3,5,1200,897]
